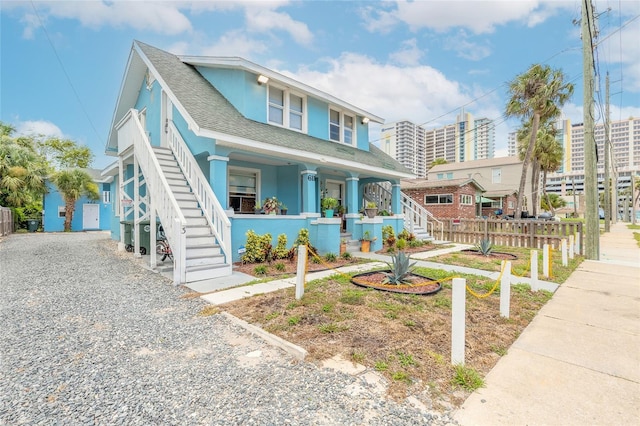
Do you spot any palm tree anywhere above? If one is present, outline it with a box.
[52,169,99,231]
[0,126,49,208]
[506,64,573,218]
[517,120,564,215]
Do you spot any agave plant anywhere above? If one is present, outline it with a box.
[475,239,493,256]
[382,251,417,285]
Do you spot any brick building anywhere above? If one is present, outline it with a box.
[401,178,485,219]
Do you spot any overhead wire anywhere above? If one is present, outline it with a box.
[29,0,104,145]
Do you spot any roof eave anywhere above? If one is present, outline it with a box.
[180,55,384,124]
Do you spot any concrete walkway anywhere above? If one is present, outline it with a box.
[453,222,640,426]
[193,243,559,305]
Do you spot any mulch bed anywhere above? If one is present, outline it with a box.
[233,256,365,277]
[351,270,442,295]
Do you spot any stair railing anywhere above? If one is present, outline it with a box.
[167,121,231,263]
[118,109,187,284]
[364,181,443,241]
[401,193,444,241]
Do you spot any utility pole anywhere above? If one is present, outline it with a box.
[582,0,599,259]
[604,72,610,232]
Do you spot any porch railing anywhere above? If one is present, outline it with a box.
[118,109,188,284]
[364,182,443,241]
[167,121,231,264]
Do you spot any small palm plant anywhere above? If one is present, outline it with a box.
[475,239,493,256]
[382,251,417,285]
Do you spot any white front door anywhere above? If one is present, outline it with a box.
[83,204,100,230]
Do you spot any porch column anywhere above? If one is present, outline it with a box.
[391,182,402,215]
[345,177,359,216]
[301,170,318,213]
[118,156,125,251]
[208,155,229,209]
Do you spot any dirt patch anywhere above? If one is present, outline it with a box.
[221,268,553,410]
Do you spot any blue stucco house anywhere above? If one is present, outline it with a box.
[105,41,435,285]
[43,168,112,232]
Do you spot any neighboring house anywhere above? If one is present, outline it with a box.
[427,156,532,215]
[401,178,485,220]
[105,41,414,284]
[43,168,112,232]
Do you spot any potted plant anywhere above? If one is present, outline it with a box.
[279,202,288,215]
[321,197,339,218]
[254,200,262,214]
[263,196,279,215]
[340,238,347,255]
[365,201,378,219]
[359,231,375,252]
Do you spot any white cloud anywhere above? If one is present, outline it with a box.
[280,52,471,127]
[244,7,313,46]
[363,0,551,34]
[444,29,492,61]
[200,30,269,57]
[20,1,193,36]
[15,120,64,139]
[389,38,424,66]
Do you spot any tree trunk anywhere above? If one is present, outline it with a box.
[531,159,540,217]
[543,170,554,214]
[515,113,540,219]
[64,198,76,232]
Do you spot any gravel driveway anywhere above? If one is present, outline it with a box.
[1,232,455,425]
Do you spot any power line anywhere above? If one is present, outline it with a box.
[29,1,104,146]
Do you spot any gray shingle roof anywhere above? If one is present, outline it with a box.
[136,41,412,177]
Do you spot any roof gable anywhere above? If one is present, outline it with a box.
[107,41,412,179]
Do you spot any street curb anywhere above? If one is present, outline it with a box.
[220,311,308,361]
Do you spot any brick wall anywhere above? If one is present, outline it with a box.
[404,184,478,219]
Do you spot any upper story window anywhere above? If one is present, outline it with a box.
[268,86,305,131]
[329,108,355,145]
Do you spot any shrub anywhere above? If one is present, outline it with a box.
[324,252,337,262]
[274,262,286,272]
[273,234,289,259]
[241,230,273,263]
[340,252,352,260]
[382,225,396,247]
[398,229,415,241]
[396,238,407,251]
[408,239,424,248]
[253,265,267,275]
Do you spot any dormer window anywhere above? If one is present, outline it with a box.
[268,86,305,131]
[329,108,355,145]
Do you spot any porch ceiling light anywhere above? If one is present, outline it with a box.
[361,117,370,124]
[257,74,269,85]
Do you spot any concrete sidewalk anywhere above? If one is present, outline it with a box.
[453,222,640,426]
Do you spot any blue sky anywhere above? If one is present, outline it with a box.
[1,0,639,169]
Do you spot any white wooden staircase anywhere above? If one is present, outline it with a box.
[118,109,232,285]
[153,146,230,282]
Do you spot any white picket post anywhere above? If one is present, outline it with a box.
[543,244,550,278]
[500,261,511,318]
[561,239,568,266]
[569,234,575,259]
[530,250,539,292]
[451,278,466,365]
[295,245,307,300]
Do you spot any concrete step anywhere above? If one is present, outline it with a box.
[185,263,232,282]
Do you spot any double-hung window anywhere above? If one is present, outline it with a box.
[268,86,305,131]
[329,108,355,145]
[460,194,473,205]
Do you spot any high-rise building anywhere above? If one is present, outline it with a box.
[381,112,495,178]
[508,117,640,216]
[381,120,427,178]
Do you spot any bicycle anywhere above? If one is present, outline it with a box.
[156,225,173,261]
